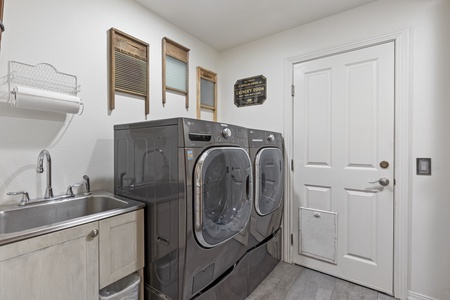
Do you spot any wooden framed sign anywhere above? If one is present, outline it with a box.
[234,75,266,107]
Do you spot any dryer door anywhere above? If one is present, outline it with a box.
[194,147,252,248]
[255,148,284,216]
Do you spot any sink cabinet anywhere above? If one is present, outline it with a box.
[0,222,99,299]
[0,209,144,299]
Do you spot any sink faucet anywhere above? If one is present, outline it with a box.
[36,149,54,199]
[8,152,86,205]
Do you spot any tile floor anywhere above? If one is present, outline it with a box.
[246,262,397,300]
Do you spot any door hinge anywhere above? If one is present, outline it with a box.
[291,85,295,97]
[290,233,294,245]
[291,159,294,171]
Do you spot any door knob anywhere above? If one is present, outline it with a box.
[369,178,390,187]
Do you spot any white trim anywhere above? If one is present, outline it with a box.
[407,291,438,300]
[282,53,295,264]
[282,28,410,300]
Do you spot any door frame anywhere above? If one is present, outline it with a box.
[282,29,410,299]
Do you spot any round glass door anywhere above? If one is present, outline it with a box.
[194,147,252,248]
[255,148,284,216]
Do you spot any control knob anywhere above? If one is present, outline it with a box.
[222,128,232,139]
[267,134,275,142]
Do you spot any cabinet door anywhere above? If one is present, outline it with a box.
[0,222,99,300]
[99,209,144,288]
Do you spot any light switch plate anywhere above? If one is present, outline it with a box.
[416,158,431,175]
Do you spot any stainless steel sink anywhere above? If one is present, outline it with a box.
[0,191,144,245]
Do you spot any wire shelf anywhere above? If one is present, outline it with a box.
[1,61,80,97]
[0,61,83,115]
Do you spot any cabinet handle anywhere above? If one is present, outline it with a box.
[90,229,99,237]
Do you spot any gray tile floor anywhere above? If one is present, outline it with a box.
[246,262,397,300]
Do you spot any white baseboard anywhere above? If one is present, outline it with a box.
[407,291,437,300]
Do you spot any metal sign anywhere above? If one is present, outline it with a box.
[234,75,266,107]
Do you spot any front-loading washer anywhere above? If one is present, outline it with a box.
[246,128,284,293]
[114,118,252,300]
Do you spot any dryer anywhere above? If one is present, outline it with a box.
[246,128,284,293]
[114,118,252,300]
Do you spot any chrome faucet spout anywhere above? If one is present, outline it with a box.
[36,149,53,199]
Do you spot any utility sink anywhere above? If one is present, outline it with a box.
[0,191,144,245]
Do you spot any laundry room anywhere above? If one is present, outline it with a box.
[0,0,449,300]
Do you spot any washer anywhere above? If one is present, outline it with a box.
[114,118,252,300]
[246,128,284,293]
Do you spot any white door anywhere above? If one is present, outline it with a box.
[292,42,395,294]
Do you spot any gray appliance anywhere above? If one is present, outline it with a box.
[114,118,253,300]
[246,128,284,293]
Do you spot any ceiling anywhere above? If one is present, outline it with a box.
[135,0,378,51]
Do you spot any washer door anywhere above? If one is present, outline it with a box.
[255,148,284,216]
[194,147,252,248]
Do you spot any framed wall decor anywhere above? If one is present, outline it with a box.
[196,67,217,121]
[234,75,266,107]
[162,37,190,108]
[109,28,149,114]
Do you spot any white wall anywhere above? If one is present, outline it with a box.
[0,0,219,205]
[219,0,450,299]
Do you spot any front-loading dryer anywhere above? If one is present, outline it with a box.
[248,129,284,247]
[114,118,252,300]
[246,128,284,294]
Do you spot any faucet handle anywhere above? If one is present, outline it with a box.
[7,191,30,206]
[66,183,83,197]
[83,175,91,195]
